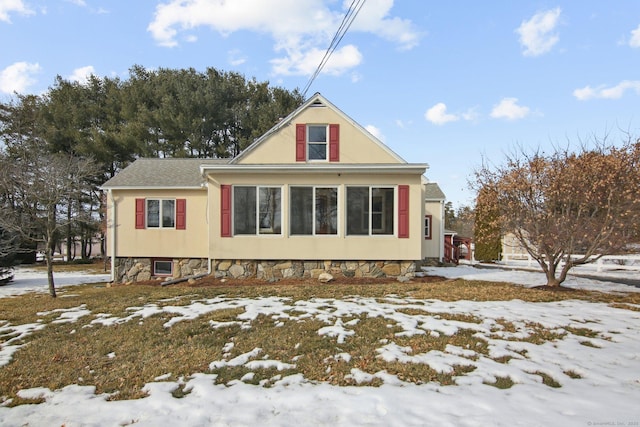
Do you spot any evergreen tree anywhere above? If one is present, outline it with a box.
[474,186,502,262]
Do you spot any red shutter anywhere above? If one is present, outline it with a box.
[135,198,145,229]
[220,185,232,237]
[398,185,409,238]
[176,199,186,230]
[295,124,306,162]
[329,123,339,162]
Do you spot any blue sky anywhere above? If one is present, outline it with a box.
[1,1,639,208]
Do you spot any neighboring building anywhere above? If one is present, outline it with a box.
[501,232,528,260]
[423,182,446,263]
[101,93,448,282]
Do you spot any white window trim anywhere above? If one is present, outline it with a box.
[346,186,396,237]
[290,186,339,237]
[425,215,432,240]
[307,124,328,162]
[232,185,283,236]
[146,199,176,229]
[153,259,173,276]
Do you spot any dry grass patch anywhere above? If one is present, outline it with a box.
[530,371,562,388]
[484,376,515,389]
[1,275,638,405]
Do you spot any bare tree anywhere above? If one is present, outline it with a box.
[0,149,99,296]
[474,137,640,287]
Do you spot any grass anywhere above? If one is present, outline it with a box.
[0,276,638,405]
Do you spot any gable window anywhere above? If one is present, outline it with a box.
[296,123,339,162]
[346,187,394,236]
[290,187,338,235]
[308,125,327,160]
[425,215,432,240]
[233,186,281,235]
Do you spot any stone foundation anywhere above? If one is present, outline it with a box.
[213,260,418,280]
[113,258,419,283]
[113,258,209,283]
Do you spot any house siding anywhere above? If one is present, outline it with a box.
[206,173,424,262]
[106,189,209,259]
[237,107,400,165]
[423,199,445,261]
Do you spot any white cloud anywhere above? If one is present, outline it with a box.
[271,44,363,76]
[365,124,384,141]
[147,0,419,76]
[0,0,33,22]
[349,0,420,50]
[228,49,247,67]
[490,98,530,120]
[516,8,561,57]
[573,80,640,101]
[461,107,480,122]
[68,66,95,85]
[395,119,405,129]
[66,0,87,6]
[425,103,459,125]
[630,24,640,48]
[0,61,41,94]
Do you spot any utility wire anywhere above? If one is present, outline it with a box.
[301,0,367,98]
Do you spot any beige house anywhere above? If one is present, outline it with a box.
[102,93,447,282]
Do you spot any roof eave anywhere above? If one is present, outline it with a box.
[100,185,206,191]
[200,163,428,175]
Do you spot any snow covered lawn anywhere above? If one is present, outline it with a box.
[0,266,639,426]
[0,265,111,298]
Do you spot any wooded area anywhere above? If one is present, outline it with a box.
[0,66,303,294]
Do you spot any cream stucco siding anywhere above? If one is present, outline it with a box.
[237,107,401,165]
[423,199,445,260]
[207,172,424,260]
[101,93,445,282]
[106,189,209,258]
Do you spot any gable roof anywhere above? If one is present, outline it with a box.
[101,158,229,189]
[230,92,407,165]
[424,182,446,201]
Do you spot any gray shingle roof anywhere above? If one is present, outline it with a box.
[102,158,229,188]
[424,182,446,200]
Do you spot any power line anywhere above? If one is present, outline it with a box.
[301,0,367,98]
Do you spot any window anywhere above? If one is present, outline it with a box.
[290,187,338,235]
[259,187,281,234]
[153,259,173,276]
[425,215,432,239]
[307,125,327,160]
[147,199,175,228]
[296,123,339,162]
[136,198,186,230]
[346,187,394,235]
[233,186,281,235]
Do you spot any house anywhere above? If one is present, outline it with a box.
[423,182,446,263]
[101,93,447,282]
